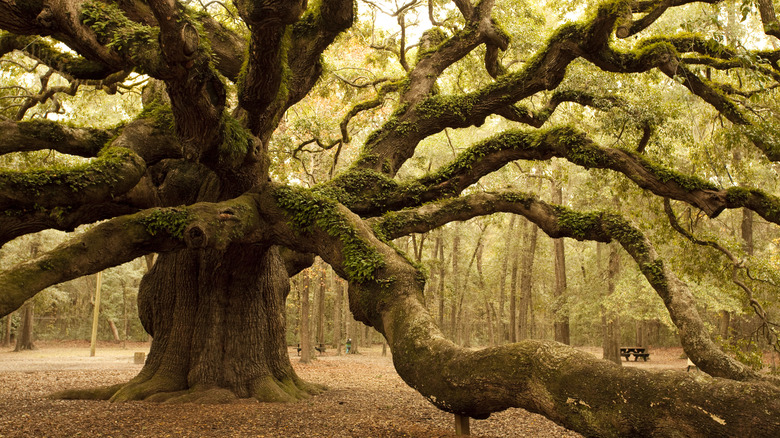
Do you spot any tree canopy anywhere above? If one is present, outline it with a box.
[1,0,780,435]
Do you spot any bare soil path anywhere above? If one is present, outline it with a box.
[0,342,690,437]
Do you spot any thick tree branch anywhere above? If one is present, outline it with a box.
[0,119,113,157]
[756,0,780,40]
[353,2,632,176]
[0,32,118,80]
[0,202,137,249]
[238,0,354,140]
[333,126,780,225]
[0,194,264,317]
[0,147,146,211]
[367,190,767,383]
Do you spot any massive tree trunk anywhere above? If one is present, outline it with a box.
[56,245,320,402]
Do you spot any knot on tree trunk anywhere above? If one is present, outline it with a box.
[185,223,208,248]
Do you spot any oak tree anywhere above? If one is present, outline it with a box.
[1,0,780,435]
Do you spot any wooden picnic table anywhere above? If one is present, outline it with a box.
[620,347,650,361]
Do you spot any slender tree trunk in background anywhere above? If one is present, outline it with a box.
[509,222,521,342]
[552,237,570,344]
[144,254,156,271]
[350,316,360,354]
[741,208,754,256]
[109,320,121,342]
[484,298,495,346]
[122,280,129,348]
[332,279,343,352]
[300,269,312,363]
[475,239,494,346]
[499,216,515,343]
[636,320,647,348]
[719,311,731,340]
[411,233,426,263]
[450,233,461,341]
[428,235,440,313]
[315,267,325,347]
[437,233,446,331]
[3,315,10,346]
[518,222,538,340]
[364,325,372,348]
[551,181,570,345]
[717,207,755,339]
[462,308,471,348]
[14,301,35,351]
[15,241,38,352]
[602,243,622,365]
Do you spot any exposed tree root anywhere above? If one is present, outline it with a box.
[49,374,324,404]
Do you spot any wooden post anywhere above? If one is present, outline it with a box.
[90,271,103,357]
[454,414,470,435]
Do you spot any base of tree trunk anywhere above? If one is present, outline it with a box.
[50,377,324,403]
[52,246,324,404]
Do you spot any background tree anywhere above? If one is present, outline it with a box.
[1,0,780,436]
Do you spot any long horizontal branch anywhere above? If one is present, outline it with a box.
[0,147,145,211]
[370,190,768,382]
[0,194,264,317]
[334,126,780,227]
[0,202,137,249]
[0,32,117,80]
[0,119,114,157]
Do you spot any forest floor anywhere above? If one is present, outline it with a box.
[0,341,693,437]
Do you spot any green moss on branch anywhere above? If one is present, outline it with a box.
[136,208,191,240]
[274,186,384,283]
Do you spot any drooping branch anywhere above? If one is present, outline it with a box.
[664,199,780,354]
[368,190,769,383]
[261,184,778,436]
[0,194,264,318]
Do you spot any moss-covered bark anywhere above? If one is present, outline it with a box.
[0,195,262,318]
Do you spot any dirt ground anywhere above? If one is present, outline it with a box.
[0,342,692,437]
